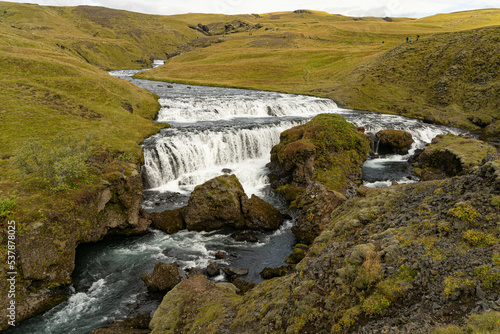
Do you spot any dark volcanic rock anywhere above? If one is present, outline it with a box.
[148,208,185,234]
[375,129,414,154]
[90,313,151,333]
[231,230,259,243]
[206,262,220,277]
[259,265,293,279]
[223,267,249,281]
[215,250,226,259]
[140,262,182,292]
[244,195,284,230]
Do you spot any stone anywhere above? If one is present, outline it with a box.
[375,129,414,155]
[140,262,182,292]
[223,267,249,281]
[244,195,284,230]
[183,174,248,231]
[259,265,292,279]
[206,262,220,277]
[231,230,259,243]
[215,250,225,259]
[476,284,486,299]
[148,208,185,234]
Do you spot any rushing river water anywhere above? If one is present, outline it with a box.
[9,63,469,334]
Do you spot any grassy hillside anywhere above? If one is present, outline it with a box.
[136,9,500,133]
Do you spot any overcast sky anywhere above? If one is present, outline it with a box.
[6,0,499,18]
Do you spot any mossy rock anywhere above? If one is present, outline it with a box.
[375,129,414,154]
[149,275,242,334]
[149,208,185,234]
[269,114,371,195]
[418,134,496,177]
[183,174,247,231]
[244,194,284,230]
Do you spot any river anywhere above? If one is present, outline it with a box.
[8,63,468,333]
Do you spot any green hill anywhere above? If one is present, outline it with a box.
[136,9,500,134]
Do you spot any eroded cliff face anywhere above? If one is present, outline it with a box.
[0,165,151,331]
[149,154,500,334]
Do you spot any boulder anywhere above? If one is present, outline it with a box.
[183,174,248,231]
[140,262,182,292]
[206,262,220,277]
[90,313,151,333]
[215,250,226,259]
[232,279,256,294]
[259,265,293,279]
[182,174,284,232]
[149,275,242,334]
[244,195,284,230]
[418,134,496,177]
[268,114,371,198]
[148,208,184,234]
[231,230,259,243]
[375,129,414,155]
[223,267,249,281]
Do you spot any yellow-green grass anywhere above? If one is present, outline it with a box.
[136,9,500,130]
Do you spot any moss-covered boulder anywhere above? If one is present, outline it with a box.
[243,194,283,230]
[148,208,185,234]
[140,262,183,292]
[182,174,283,232]
[269,114,371,199]
[375,129,414,155]
[417,134,496,180]
[149,275,242,334]
[183,174,248,231]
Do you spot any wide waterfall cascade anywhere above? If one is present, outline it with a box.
[10,68,472,334]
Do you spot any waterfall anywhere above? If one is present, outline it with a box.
[156,90,340,122]
[142,120,305,191]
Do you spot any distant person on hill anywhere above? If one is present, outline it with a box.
[406,36,409,42]
[417,35,420,41]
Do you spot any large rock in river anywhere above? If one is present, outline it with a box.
[140,262,183,292]
[375,129,414,154]
[243,194,283,230]
[268,114,371,203]
[183,174,284,231]
[183,174,248,231]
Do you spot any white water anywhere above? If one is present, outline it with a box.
[157,93,339,122]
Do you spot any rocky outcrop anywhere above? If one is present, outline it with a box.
[0,165,152,330]
[149,155,500,333]
[182,174,284,232]
[292,182,347,244]
[149,275,242,334]
[375,129,414,154]
[268,114,370,243]
[140,262,184,292]
[417,133,496,180]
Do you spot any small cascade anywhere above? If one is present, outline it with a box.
[141,120,305,191]
[155,89,340,122]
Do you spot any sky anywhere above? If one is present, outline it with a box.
[5,0,499,18]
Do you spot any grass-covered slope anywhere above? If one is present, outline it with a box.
[136,9,500,133]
